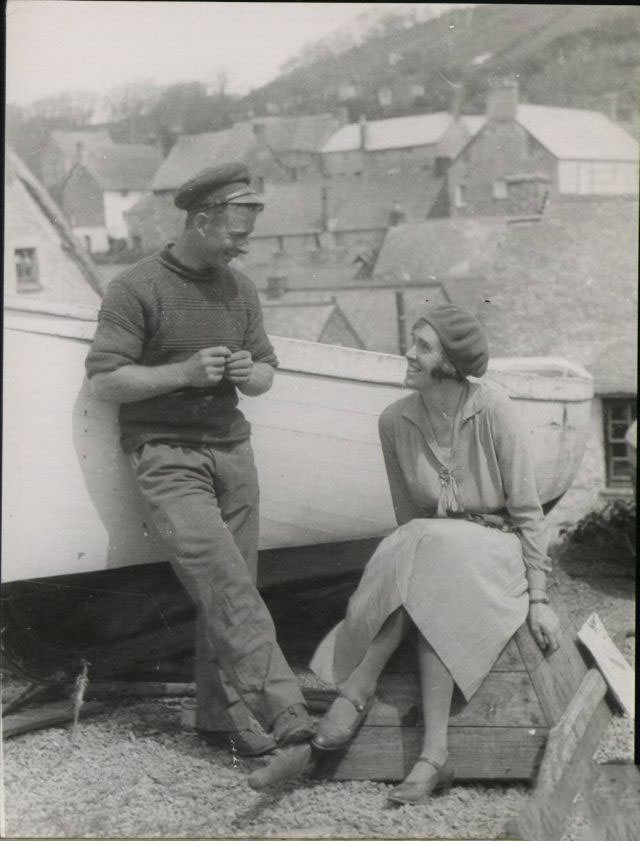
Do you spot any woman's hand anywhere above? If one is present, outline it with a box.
[528,603,561,652]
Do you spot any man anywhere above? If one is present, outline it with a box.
[85,162,314,762]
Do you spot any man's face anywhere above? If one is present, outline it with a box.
[196,204,261,267]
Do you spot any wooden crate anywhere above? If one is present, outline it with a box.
[313,584,593,782]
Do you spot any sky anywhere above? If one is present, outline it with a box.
[6,1,460,106]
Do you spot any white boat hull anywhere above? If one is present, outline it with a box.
[2,304,594,583]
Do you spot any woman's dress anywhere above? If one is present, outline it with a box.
[310,380,551,701]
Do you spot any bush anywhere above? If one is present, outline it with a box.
[559,499,636,558]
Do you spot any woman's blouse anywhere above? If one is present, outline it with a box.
[378,380,551,593]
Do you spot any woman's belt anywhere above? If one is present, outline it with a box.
[447,511,519,534]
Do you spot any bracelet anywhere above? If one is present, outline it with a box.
[529,597,549,605]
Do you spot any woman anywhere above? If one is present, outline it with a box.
[309,303,561,806]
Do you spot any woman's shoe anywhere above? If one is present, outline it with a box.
[386,755,455,806]
[311,692,373,752]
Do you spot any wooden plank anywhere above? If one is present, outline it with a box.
[504,669,612,841]
[361,672,546,728]
[2,700,108,739]
[316,725,548,782]
[84,681,195,699]
[534,669,608,795]
[583,763,640,841]
[528,625,589,726]
[577,613,635,717]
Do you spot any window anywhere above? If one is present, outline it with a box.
[15,248,41,292]
[493,179,508,199]
[454,183,468,207]
[603,399,637,485]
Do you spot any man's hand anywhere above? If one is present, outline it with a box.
[528,603,561,652]
[182,346,231,387]
[224,350,254,385]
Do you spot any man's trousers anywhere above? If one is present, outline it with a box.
[129,440,305,731]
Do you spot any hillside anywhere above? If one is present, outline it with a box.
[245,4,640,121]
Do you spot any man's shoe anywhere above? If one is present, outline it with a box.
[198,727,276,757]
[271,704,316,746]
[247,743,316,790]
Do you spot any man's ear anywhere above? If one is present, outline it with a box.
[193,212,210,238]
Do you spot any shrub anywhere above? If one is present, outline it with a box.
[559,499,636,559]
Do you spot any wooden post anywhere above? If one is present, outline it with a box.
[504,668,612,841]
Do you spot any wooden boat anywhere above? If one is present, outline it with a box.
[2,298,594,584]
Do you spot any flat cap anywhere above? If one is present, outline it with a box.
[174,162,263,211]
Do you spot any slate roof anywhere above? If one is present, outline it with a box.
[261,301,337,342]
[321,113,485,153]
[50,130,114,157]
[373,217,508,282]
[50,130,160,191]
[269,286,450,355]
[517,104,639,162]
[86,143,162,191]
[479,195,638,395]
[151,114,339,190]
[240,261,362,290]
[252,172,444,237]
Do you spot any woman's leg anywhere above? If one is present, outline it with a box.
[314,607,413,749]
[339,607,412,703]
[403,634,454,784]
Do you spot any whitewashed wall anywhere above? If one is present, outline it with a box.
[104,190,147,239]
[557,160,639,195]
[5,176,101,307]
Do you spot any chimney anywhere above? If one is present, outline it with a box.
[389,201,406,226]
[359,114,368,151]
[266,276,288,299]
[487,77,519,122]
[320,185,329,232]
[253,122,267,144]
[75,141,85,166]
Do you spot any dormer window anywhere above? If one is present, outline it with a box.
[15,248,42,292]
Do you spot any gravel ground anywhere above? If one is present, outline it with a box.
[2,542,635,839]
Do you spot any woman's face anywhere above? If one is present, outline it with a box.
[404,322,447,390]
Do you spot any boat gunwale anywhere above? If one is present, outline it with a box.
[4,305,594,400]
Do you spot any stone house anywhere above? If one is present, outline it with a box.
[59,142,162,253]
[125,170,447,260]
[445,80,639,217]
[151,114,342,193]
[41,129,114,189]
[320,112,486,177]
[4,148,102,308]
[245,172,447,263]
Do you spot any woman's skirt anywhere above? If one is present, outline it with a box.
[309,518,529,701]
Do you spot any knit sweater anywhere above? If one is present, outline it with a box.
[85,246,278,452]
